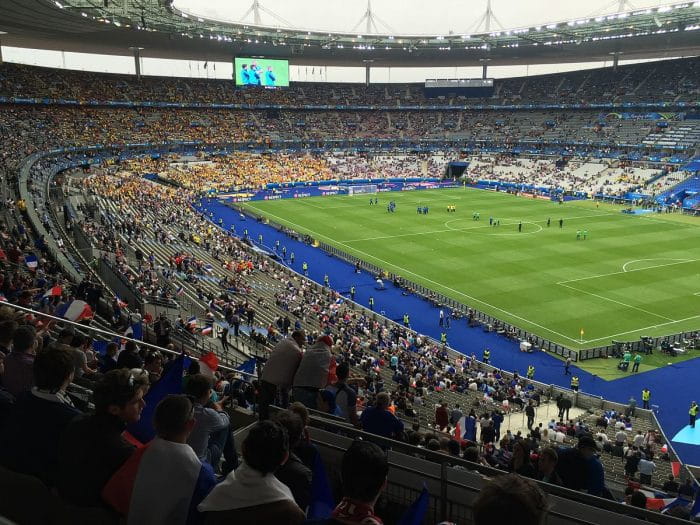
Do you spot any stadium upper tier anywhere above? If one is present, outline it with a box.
[1,56,699,106]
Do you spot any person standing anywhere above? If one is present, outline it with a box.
[259,331,305,419]
[525,401,535,430]
[641,388,651,410]
[570,376,579,392]
[632,353,642,373]
[690,401,699,428]
[292,335,335,410]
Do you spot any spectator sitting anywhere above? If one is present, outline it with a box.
[99,342,119,373]
[0,344,81,486]
[184,373,237,475]
[473,473,549,525]
[272,410,312,512]
[312,440,387,525]
[117,340,144,370]
[57,369,148,507]
[3,325,38,397]
[197,420,305,525]
[662,474,680,494]
[630,490,647,509]
[537,447,562,486]
[112,395,217,525]
[360,392,404,440]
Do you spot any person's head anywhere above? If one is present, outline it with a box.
[184,373,213,404]
[538,447,558,475]
[273,410,304,448]
[57,327,74,344]
[187,360,200,375]
[340,441,388,505]
[291,329,305,347]
[33,344,74,392]
[12,325,37,354]
[153,395,195,442]
[473,473,548,525]
[106,342,119,357]
[630,490,647,509]
[144,351,163,378]
[336,361,350,382]
[0,319,18,346]
[463,446,480,463]
[376,392,391,409]
[92,369,148,423]
[577,435,598,459]
[242,420,289,475]
[289,401,310,426]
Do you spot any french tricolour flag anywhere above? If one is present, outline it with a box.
[123,322,143,341]
[198,351,219,380]
[43,285,62,299]
[102,437,216,523]
[56,300,93,322]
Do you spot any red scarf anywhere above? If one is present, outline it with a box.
[332,498,383,525]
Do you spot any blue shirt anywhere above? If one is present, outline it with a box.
[360,406,404,439]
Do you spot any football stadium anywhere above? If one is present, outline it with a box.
[1,0,700,523]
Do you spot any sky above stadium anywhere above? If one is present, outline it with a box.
[175,0,677,35]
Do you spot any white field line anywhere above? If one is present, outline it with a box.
[245,204,584,344]
[557,282,675,323]
[557,259,699,285]
[341,212,617,243]
[583,314,700,344]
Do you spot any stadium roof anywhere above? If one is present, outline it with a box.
[0,0,698,67]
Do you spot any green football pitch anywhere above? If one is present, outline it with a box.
[240,188,700,355]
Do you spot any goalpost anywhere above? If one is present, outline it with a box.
[348,184,379,196]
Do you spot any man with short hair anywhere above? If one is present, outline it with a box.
[329,361,361,428]
[185,374,237,475]
[259,330,305,420]
[473,473,548,525]
[0,344,81,486]
[122,395,218,525]
[198,420,305,525]
[58,369,148,507]
[328,441,388,525]
[638,454,656,485]
[117,340,143,370]
[360,392,404,440]
[3,325,37,396]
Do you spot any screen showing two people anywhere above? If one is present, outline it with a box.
[234,57,289,87]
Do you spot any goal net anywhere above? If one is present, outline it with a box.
[348,184,378,196]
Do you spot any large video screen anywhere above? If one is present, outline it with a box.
[234,57,289,87]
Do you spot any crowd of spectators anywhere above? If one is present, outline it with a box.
[1,56,697,106]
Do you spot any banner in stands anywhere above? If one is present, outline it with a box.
[218,180,457,203]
